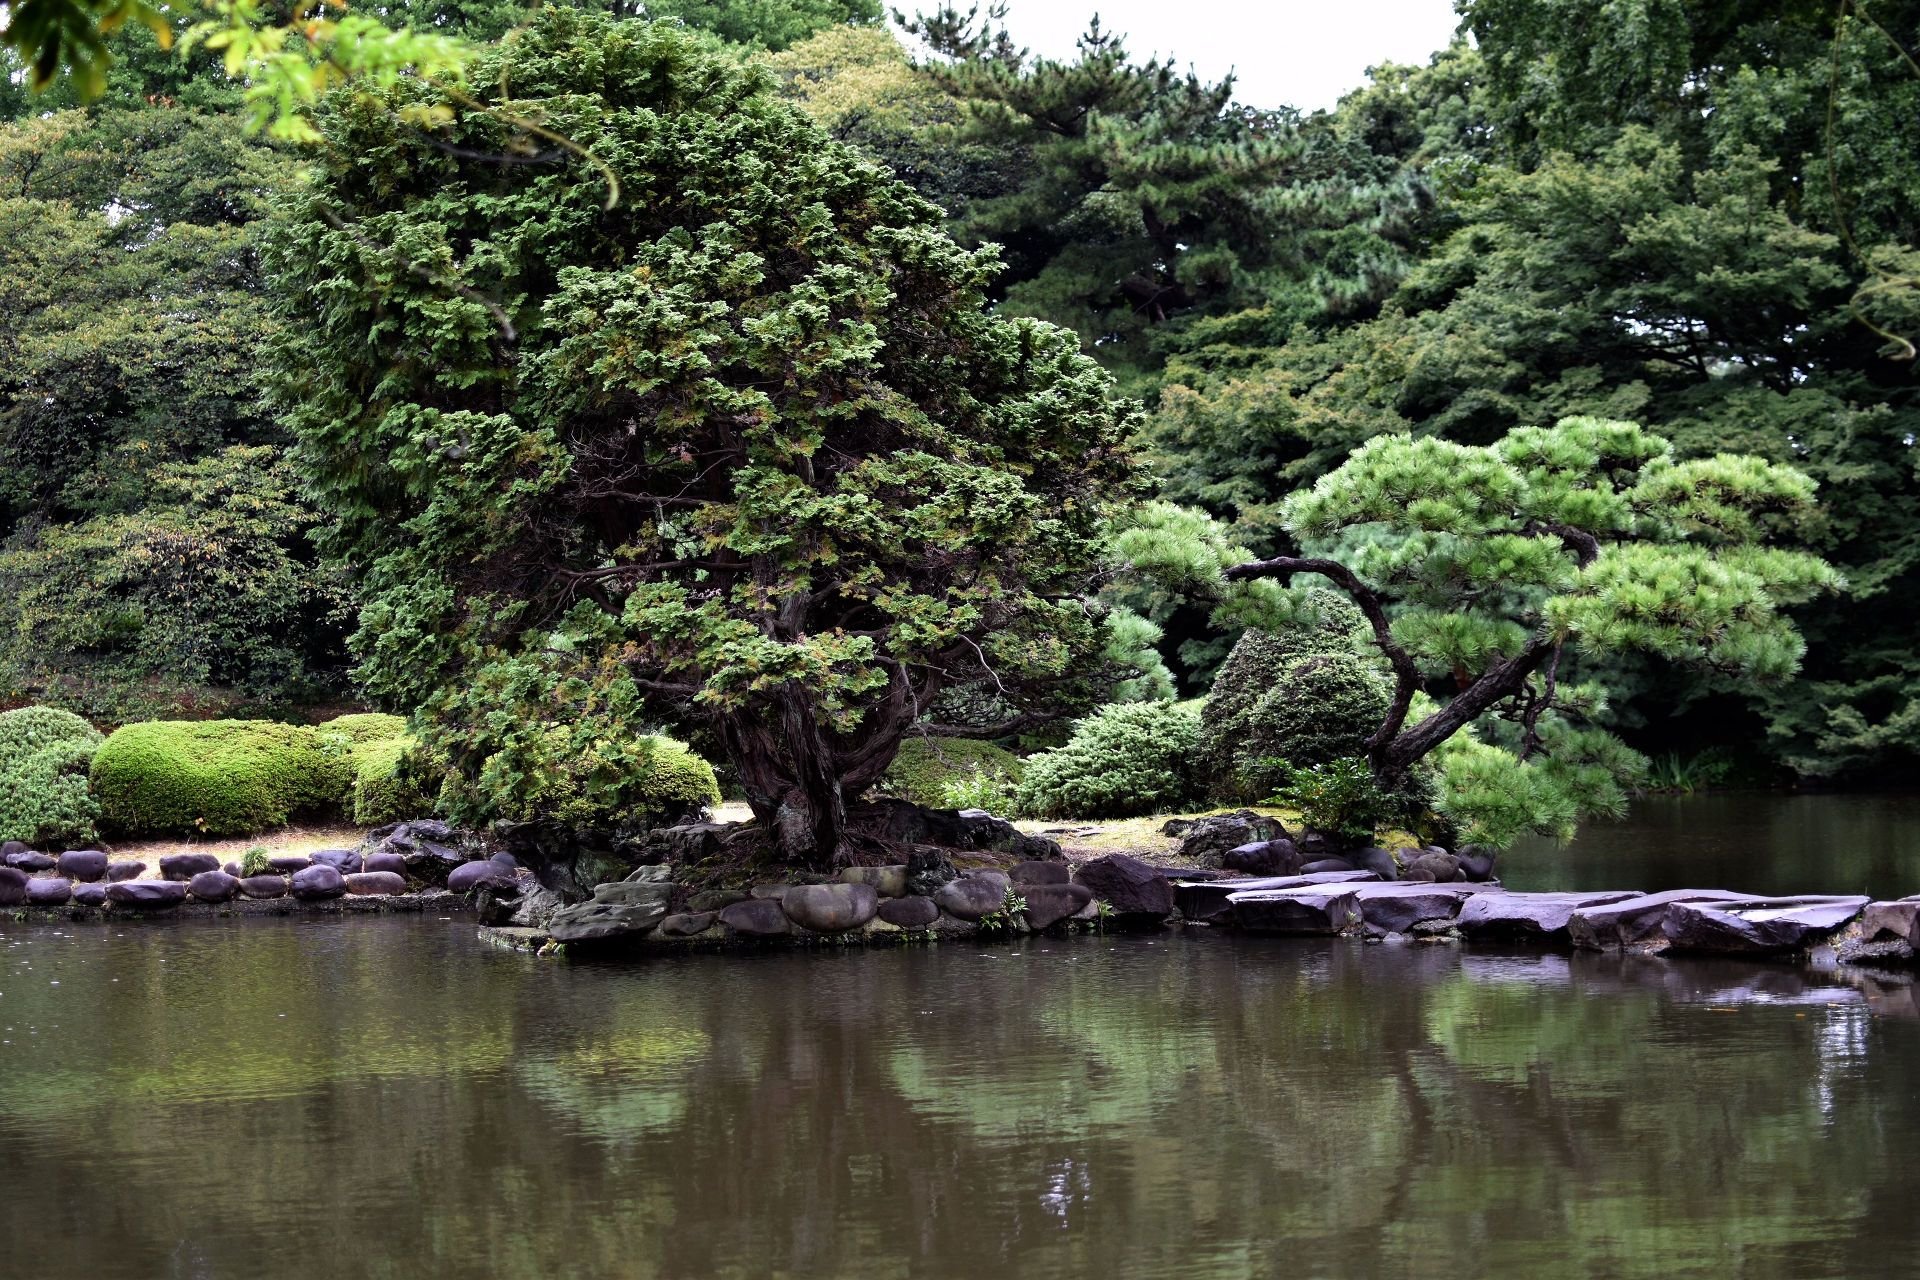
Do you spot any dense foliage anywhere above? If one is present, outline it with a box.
[89,719,351,835]
[1015,700,1200,819]
[1195,591,1371,784]
[267,9,1138,867]
[0,705,103,846]
[881,735,1024,809]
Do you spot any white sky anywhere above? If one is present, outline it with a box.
[978,0,1465,111]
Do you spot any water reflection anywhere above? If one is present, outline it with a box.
[2,918,1919,1278]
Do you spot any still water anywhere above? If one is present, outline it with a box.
[1504,791,1920,898]
[5,915,1920,1279]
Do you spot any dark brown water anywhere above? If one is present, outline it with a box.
[6,915,1920,1279]
[1505,792,1920,898]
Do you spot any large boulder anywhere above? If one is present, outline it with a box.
[591,881,676,909]
[1352,847,1402,881]
[56,850,108,882]
[268,854,313,874]
[1073,854,1175,923]
[1401,852,1463,883]
[1662,896,1869,955]
[1174,871,1377,924]
[1568,890,1752,951]
[26,876,72,906]
[1010,860,1069,887]
[1454,891,1643,943]
[718,898,791,938]
[159,853,221,881]
[310,849,363,874]
[71,881,108,907]
[932,875,1008,922]
[0,866,26,905]
[1221,839,1302,877]
[362,851,408,877]
[104,861,146,882]
[188,870,240,903]
[783,883,880,933]
[877,895,940,929]
[549,898,667,944]
[5,850,55,872]
[1022,883,1094,930]
[239,875,289,899]
[1164,811,1288,867]
[1456,845,1498,882]
[290,865,347,900]
[658,911,717,938]
[1228,884,1362,934]
[855,797,1060,861]
[508,886,569,930]
[838,865,908,898]
[345,871,408,896]
[107,880,189,908]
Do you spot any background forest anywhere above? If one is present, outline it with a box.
[1,0,1915,797]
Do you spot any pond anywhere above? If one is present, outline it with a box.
[1504,791,1920,899]
[5,915,1920,1278]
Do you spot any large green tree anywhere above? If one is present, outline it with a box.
[1150,2,1920,777]
[269,8,1139,867]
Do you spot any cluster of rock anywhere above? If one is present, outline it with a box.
[0,829,528,915]
[1163,810,1497,883]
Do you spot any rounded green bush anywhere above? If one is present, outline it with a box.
[438,725,722,839]
[0,706,104,846]
[882,737,1025,808]
[348,735,430,826]
[1014,701,1202,819]
[89,720,352,836]
[318,712,409,745]
[1231,652,1391,800]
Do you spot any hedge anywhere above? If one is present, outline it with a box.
[0,706,104,846]
[89,719,352,836]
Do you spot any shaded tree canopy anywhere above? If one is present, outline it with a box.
[268,7,1140,867]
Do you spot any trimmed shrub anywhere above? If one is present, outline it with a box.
[1230,652,1391,800]
[1198,592,1372,781]
[0,706,104,846]
[318,713,409,746]
[882,737,1026,809]
[1015,702,1202,819]
[437,725,722,840]
[348,735,431,826]
[89,720,351,836]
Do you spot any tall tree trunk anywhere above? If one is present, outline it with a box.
[721,691,850,871]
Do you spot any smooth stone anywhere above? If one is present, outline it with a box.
[1454,891,1643,942]
[1299,858,1356,875]
[105,861,146,882]
[290,865,347,900]
[222,862,244,879]
[961,868,1012,896]
[1456,844,1498,881]
[1167,810,1288,866]
[267,854,313,873]
[56,850,108,882]
[1663,896,1870,955]
[877,895,940,929]
[1859,899,1920,945]
[1229,885,1362,934]
[750,883,793,902]
[1221,838,1302,877]
[0,840,25,858]
[159,853,221,881]
[6,851,56,872]
[1073,854,1175,921]
[1353,847,1402,881]
[839,865,909,898]
[1174,872,1377,924]
[1567,890,1753,950]
[1009,860,1070,887]
[783,882,880,933]
[1022,882,1094,929]
[0,866,26,906]
[71,881,108,907]
[622,863,673,883]
[362,852,408,877]
[658,911,717,938]
[687,889,750,913]
[107,880,188,908]
[448,861,513,893]
[490,852,522,869]
[188,870,240,903]
[345,871,407,896]
[1347,882,1478,933]
[549,898,667,943]
[310,848,363,874]
[932,875,1009,922]
[1403,852,1462,883]
[718,898,791,938]
[591,881,675,909]
[26,876,72,906]
[239,875,289,900]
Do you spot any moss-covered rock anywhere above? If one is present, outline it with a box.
[89,720,351,836]
[1015,701,1201,819]
[881,737,1025,808]
[0,706,104,846]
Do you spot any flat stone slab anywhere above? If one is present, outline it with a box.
[1568,890,1753,951]
[1176,872,1377,924]
[1663,896,1870,955]
[1228,884,1363,934]
[550,898,666,943]
[1454,891,1643,942]
[1858,900,1920,945]
[1346,882,1478,933]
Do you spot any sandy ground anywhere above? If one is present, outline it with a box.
[99,823,367,865]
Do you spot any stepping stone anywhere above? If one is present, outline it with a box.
[549,898,666,943]
[310,849,363,874]
[71,882,108,907]
[658,911,717,938]
[932,875,1006,922]
[0,866,26,905]
[1176,871,1376,924]
[1345,882,1478,933]
[104,861,145,882]
[26,877,72,906]
[5,851,55,872]
[838,865,910,898]
[1229,884,1363,934]
[240,875,289,899]
[1022,883,1094,929]
[1454,891,1643,943]
[1568,890,1752,950]
[290,865,346,900]
[1663,896,1869,955]
[448,861,513,893]
[345,871,407,896]
[268,854,313,874]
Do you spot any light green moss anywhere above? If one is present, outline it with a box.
[0,706,104,846]
[882,737,1025,807]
